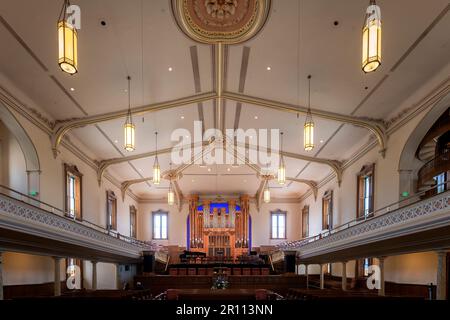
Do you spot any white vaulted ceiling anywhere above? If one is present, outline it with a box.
[0,0,449,200]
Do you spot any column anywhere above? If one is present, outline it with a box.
[305,264,309,289]
[92,261,97,290]
[341,261,347,291]
[436,251,447,300]
[378,257,385,296]
[0,252,3,300]
[53,257,62,296]
[320,264,324,290]
[116,263,121,290]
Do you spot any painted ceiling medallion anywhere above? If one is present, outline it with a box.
[171,0,271,44]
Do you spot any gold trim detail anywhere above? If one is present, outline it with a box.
[171,0,271,44]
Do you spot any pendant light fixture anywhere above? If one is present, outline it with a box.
[277,132,286,185]
[153,132,161,185]
[362,0,382,73]
[123,76,135,152]
[263,181,271,203]
[167,182,175,206]
[167,163,175,205]
[58,0,78,75]
[304,75,314,151]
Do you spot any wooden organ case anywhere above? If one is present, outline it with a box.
[188,195,250,260]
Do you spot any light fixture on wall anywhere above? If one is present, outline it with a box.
[304,75,314,151]
[263,182,271,203]
[277,132,286,185]
[123,76,135,152]
[58,0,78,74]
[153,132,161,185]
[362,0,382,73]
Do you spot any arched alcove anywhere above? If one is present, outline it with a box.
[398,92,450,197]
[0,101,40,196]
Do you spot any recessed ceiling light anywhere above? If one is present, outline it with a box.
[191,179,195,182]
[181,115,185,119]
[227,168,231,172]
[266,66,271,71]
[114,140,118,144]
[207,168,211,172]
[320,139,324,143]
[124,89,128,93]
[70,87,75,91]
[168,67,173,72]
[254,115,258,120]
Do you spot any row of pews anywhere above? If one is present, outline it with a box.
[285,288,425,301]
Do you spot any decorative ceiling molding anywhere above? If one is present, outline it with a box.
[170,0,272,44]
[287,177,318,201]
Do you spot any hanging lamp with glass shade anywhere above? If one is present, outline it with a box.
[58,0,78,75]
[263,182,271,203]
[362,0,382,73]
[277,132,286,185]
[167,182,175,205]
[123,76,136,152]
[153,132,161,185]
[304,75,314,151]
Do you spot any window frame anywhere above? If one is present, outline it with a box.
[357,164,375,219]
[322,190,333,230]
[302,205,309,238]
[270,210,287,240]
[64,164,82,221]
[130,205,137,238]
[106,190,117,231]
[152,210,168,240]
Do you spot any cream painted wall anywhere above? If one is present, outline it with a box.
[2,252,65,286]
[137,202,188,246]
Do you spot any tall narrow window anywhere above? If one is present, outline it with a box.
[302,205,309,238]
[357,257,373,277]
[271,210,286,239]
[322,190,333,230]
[434,172,446,194]
[130,205,137,238]
[357,164,375,218]
[64,164,82,220]
[106,191,117,231]
[153,210,168,240]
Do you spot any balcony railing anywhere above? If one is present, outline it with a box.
[0,184,158,251]
[418,151,450,188]
[277,180,450,251]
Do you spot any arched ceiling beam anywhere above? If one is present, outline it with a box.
[51,92,217,157]
[286,177,318,201]
[97,141,210,186]
[222,91,387,156]
[235,142,343,186]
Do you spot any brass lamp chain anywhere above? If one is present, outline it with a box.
[127,76,133,125]
[280,131,284,166]
[155,132,159,164]
[58,0,70,22]
[306,75,312,124]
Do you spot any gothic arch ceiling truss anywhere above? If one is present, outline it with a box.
[0,0,449,203]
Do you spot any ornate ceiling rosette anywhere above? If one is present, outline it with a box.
[171,0,272,44]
